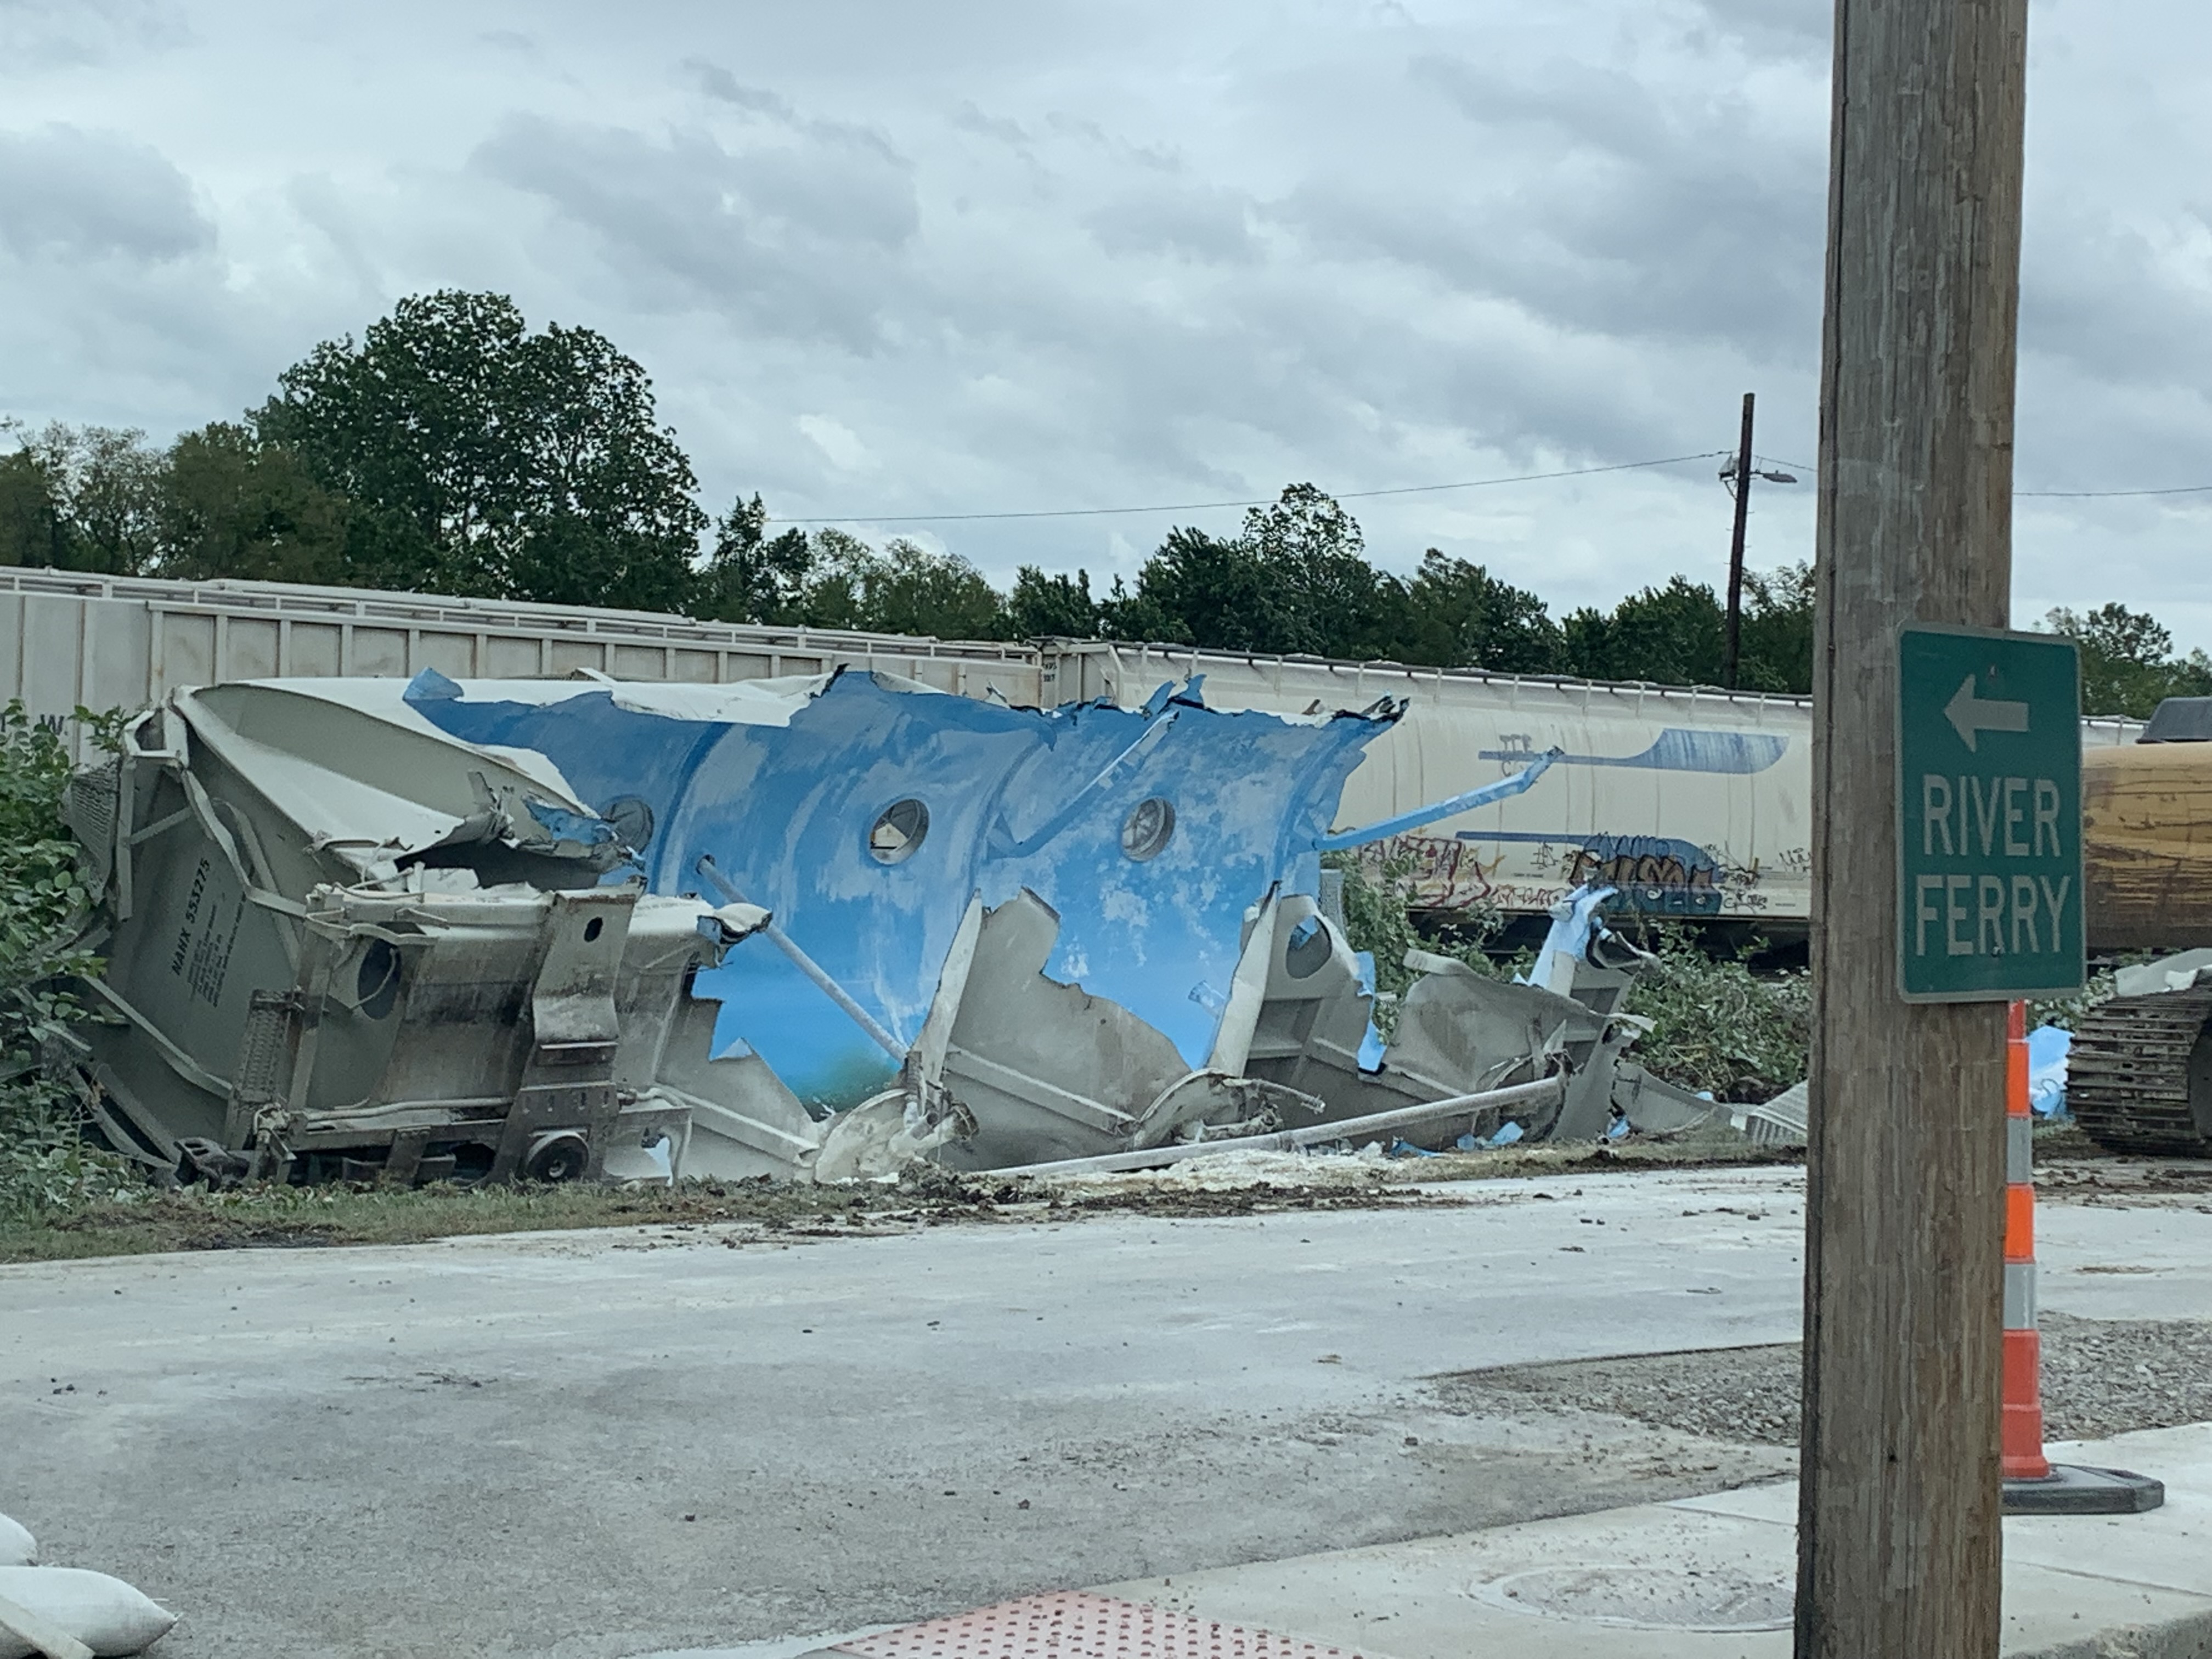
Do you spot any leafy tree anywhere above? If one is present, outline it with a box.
[1093,572,1183,644]
[697,523,1009,639]
[1736,562,1815,693]
[2053,601,2172,666]
[778,528,873,630]
[1398,552,1565,674]
[1565,575,1729,686]
[849,538,1007,639]
[1122,526,1274,650]
[1006,566,1098,638]
[0,448,65,571]
[158,423,352,585]
[2047,602,2212,718]
[258,290,707,610]
[1,702,133,1216]
[695,493,814,625]
[0,423,165,575]
[1237,482,1398,657]
[1113,484,1403,657]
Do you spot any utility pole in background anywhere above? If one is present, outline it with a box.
[1797,1,2030,1657]
[1720,395,1796,691]
[1723,392,1756,688]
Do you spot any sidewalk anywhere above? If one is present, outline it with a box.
[1094,1423,2212,1659]
[664,1423,2210,1659]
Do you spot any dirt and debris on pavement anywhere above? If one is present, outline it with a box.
[1432,1309,2212,1447]
[0,1158,1455,1265]
[2033,1133,2212,1206]
[1,1138,1814,1265]
[18,1141,2207,1269]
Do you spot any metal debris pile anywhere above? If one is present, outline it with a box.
[57,668,1773,1190]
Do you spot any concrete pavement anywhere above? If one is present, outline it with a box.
[3,1164,2207,1657]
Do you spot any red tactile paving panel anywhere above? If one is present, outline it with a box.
[832,1592,1369,1659]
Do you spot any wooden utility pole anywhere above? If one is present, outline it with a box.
[1797,0,2030,1655]
[1724,391,1756,689]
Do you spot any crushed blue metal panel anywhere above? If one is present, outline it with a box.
[401,669,1398,1107]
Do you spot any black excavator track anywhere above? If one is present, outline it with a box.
[2066,986,2212,1156]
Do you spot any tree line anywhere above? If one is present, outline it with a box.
[4,290,2203,713]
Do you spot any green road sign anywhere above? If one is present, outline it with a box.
[1896,625,2084,1002]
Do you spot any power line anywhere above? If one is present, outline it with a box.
[762,451,1731,526]
[1754,454,2212,500]
[2018,482,2212,499]
[763,446,2212,527]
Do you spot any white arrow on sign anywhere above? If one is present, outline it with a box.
[1944,674,2030,751]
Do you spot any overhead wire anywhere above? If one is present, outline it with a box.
[1754,454,2212,500]
[761,450,1732,525]
[763,447,2212,528]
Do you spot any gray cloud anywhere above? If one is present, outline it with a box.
[1,0,2207,648]
[2017,200,2212,491]
[0,123,212,262]
[0,0,188,72]
[1677,0,1830,58]
[1359,52,1827,359]
[472,108,918,351]
[1086,177,1257,263]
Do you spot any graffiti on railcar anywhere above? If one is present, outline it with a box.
[1360,828,1784,921]
[1453,830,1731,917]
[1358,833,1502,911]
[1562,835,1725,917]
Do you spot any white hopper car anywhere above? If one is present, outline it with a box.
[4,566,2141,934]
[1047,641,2143,933]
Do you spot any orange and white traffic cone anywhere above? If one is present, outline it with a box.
[2002,1000,2051,1483]
[2000,1000,2163,1515]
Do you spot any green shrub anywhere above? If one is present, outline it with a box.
[1326,858,1810,1096]
[1322,849,1511,1039]
[1624,927,1810,1101]
[0,702,136,1217]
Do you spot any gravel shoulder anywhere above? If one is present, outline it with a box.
[1432,1311,2212,1446]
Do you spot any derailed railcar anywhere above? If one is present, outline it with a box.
[61,681,808,1183]
[60,667,1748,1187]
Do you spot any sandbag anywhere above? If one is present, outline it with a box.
[0,1567,176,1658]
[0,1517,30,1568]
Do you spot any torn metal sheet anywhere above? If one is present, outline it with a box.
[1239,882,1741,1149]
[994,1074,1567,1176]
[891,888,1327,1170]
[385,667,1401,1109]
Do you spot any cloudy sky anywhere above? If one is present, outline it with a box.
[3,0,2208,647]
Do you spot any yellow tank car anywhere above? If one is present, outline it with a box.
[2072,700,2212,1156]
[2083,721,2212,952]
